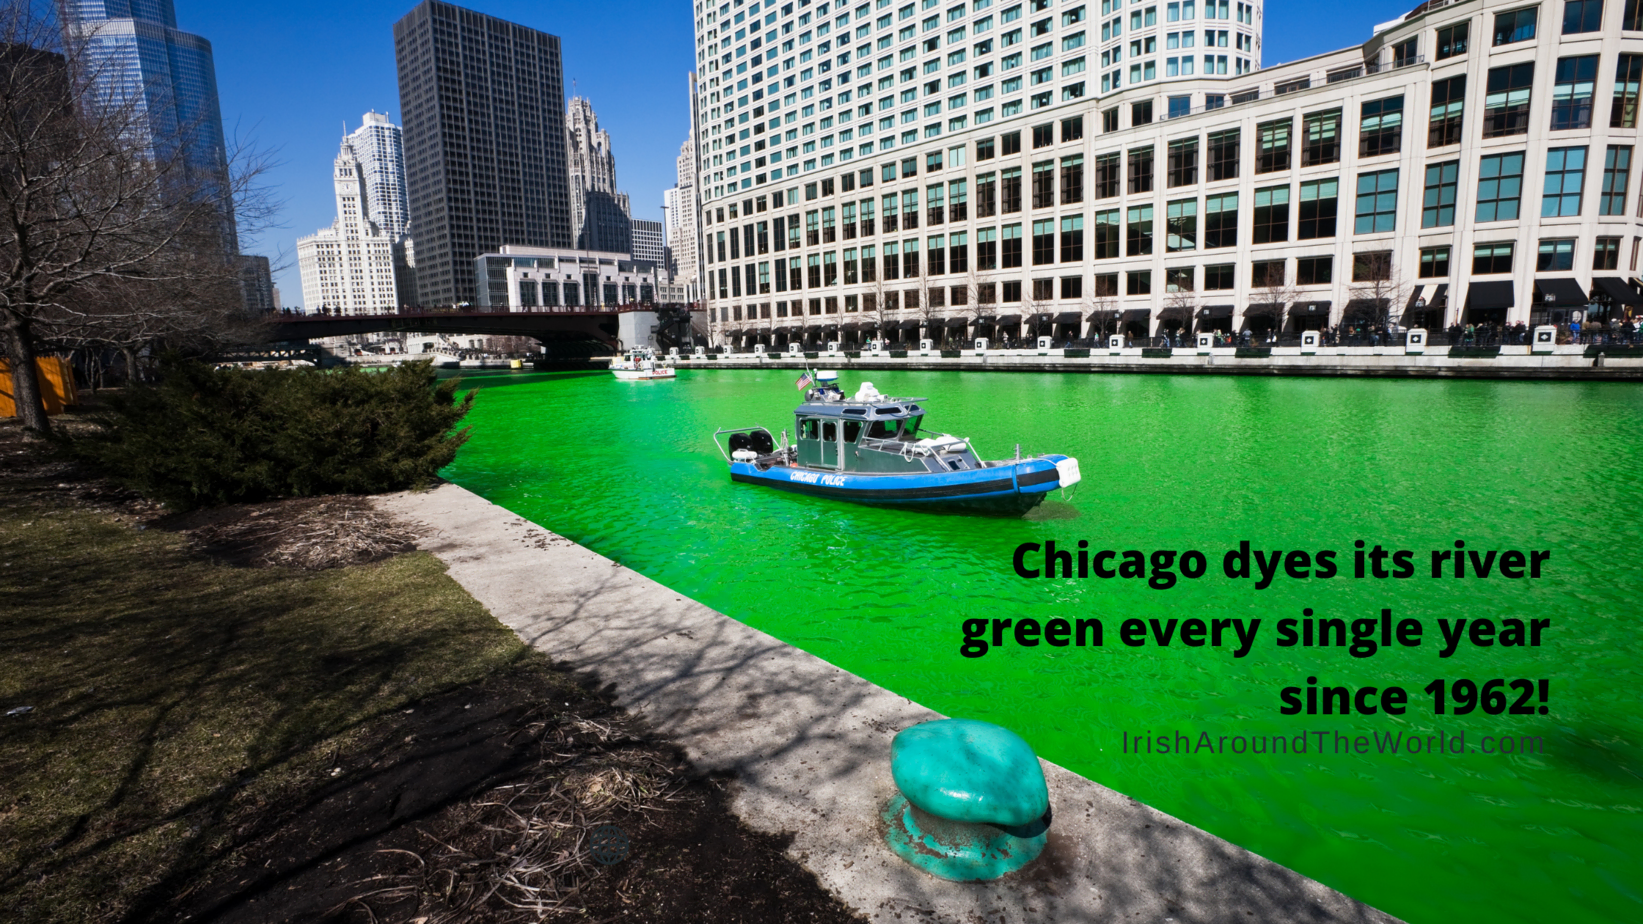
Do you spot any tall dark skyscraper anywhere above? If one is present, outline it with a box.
[393,0,573,306]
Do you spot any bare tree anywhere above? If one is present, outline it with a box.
[868,268,889,346]
[1248,262,1298,343]
[915,264,935,346]
[1345,251,1408,337]
[1,2,277,432]
[1086,276,1118,343]
[1019,288,1041,347]
[1160,278,1200,344]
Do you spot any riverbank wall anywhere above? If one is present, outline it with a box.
[675,344,1643,380]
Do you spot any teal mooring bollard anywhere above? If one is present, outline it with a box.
[882,718,1051,881]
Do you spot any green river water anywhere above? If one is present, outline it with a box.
[439,368,1642,923]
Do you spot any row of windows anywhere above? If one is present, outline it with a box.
[705,141,1633,269]
[707,230,1631,315]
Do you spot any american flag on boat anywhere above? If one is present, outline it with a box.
[795,371,813,390]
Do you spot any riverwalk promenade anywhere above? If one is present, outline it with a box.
[377,482,1402,924]
[672,342,1643,381]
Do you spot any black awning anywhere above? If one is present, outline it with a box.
[1534,277,1587,307]
[804,323,826,331]
[1466,281,1515,310]
[897,319,923,330]
[1088,309,1121,320]
[945,317,970,329]
[1120,308,1152,321]
[839,321,863,331]
[1344,298,1389,317]
[1593,276,1643,307]
[994,314,1022,325]
[1294,301,1332,316]
[1429,283,1449,307]
[1053,311,1084,324]
[1198,304,1234,318]
[1244,301,1283,315]
[1028,312,1055,324]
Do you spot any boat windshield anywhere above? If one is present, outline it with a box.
[865,415,924,441]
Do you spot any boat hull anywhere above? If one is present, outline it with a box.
[729,456,1072,512]
[611,368,676,380]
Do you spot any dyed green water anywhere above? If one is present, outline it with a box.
[441,368,1643,923]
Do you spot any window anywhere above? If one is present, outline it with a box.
[1061,155,1084,203]
[1436,22,1469,60]
[977,226,998,269]
[1252,185,1289,243]
[1062,115,1084,141]
[1594,236,1621,270]
[1551,56,1599,131]
[1298,178,1338,239]
[1095,152,1120,197]
[1001,166,1022,211]
[1257,118,1291,173]
[1167,138,1199,187]
[1359,96,1403,157]
[1429,75,1466,147]
[1032,160,1055,207]
[1302,109,1341,166]
[1060,215,1084,261]
[1204,193,1237,247]
[1102,107,1119,132]
[1628,0,1643,28]
[977,136,997,159]
[1126,270,1151,295]
[949,231,969,273]
[1473,242,1515,274]
[1094,208,1120,258]
[1601,146,1634,216]
[1351,252,1392,283]
[950,178,969,220]
[1484,63,1535,137]
[1475,152,1526,221]
[1421,162,1459,229]
[1032,123,1054,147]
[1205,264,1235,290]
[1250,260,1283,287]
[1132,100,1153,125]
[976,172,997,217]
[1002,222,1023,267]
[1002,130,1022,154]
[1354,170,1399,233]
[1542,147,1587,217]
[1419,246,1450,278]
[1492,6,1537,45]
[1536,238,1575,271]
[1128,145,1154,193]
[1563,0,1604,33]
[1127,204,1154,255]
[1166,198,1197,251]
[1207,129,1238,181]
[1617,55,1642,128]
[1296,256,1333,285]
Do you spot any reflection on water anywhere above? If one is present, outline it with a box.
[442,368,1643,924]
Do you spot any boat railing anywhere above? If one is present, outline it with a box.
[711,425,780,462]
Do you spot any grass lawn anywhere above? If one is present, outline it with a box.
[0,451,535,922]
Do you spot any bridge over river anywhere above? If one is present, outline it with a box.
[261,304,700,356]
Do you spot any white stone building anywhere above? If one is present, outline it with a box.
[690,0,1643,346]
[297,138,407,315]
[567,96,634,253]
[473,245,661,310]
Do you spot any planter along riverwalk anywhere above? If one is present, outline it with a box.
[667,338,1643,380]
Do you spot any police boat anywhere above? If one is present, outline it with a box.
[713,372,1080,513]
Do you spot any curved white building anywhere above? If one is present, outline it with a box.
[689,0,1643,345]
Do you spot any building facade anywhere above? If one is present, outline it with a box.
[632,218,667,266]
[347,111,412,238]
[394,0,574,306]
[567,95,634,253]
[296,138,405,315]
[692,0,1643,348]
[668,124,704,300]
[472,245,660,310]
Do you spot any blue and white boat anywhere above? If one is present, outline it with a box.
[714,373,1080,513]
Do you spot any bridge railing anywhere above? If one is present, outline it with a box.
[276,302,703,319]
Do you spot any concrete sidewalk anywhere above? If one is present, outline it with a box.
[376,483,1402,924]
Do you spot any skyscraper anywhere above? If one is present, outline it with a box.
[296,137,404,315]
[347,111,410,238]
[667,131,699,302]
[60,0,231,231]
[393,1,573,306]
[565,96,631,254]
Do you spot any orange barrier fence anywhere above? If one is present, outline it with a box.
[0,357,80,417]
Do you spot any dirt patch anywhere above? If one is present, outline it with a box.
[157,495,424,570]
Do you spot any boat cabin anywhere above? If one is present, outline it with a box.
[792,391,984,474]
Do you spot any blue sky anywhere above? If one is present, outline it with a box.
[180,0,1417,306]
